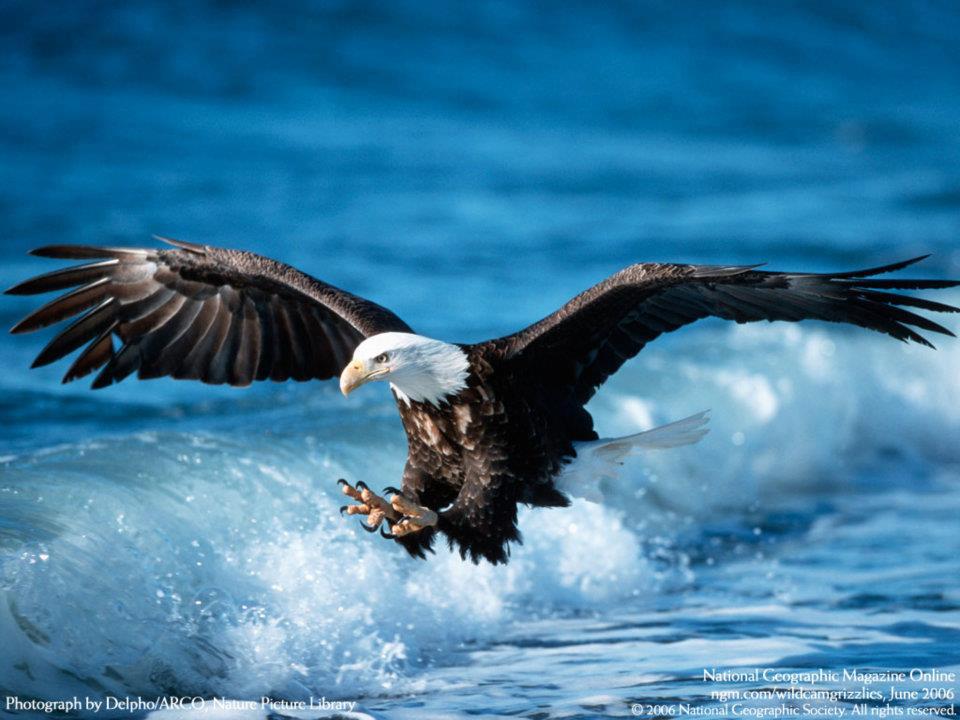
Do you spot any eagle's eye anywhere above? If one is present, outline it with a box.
[375,353,389,364]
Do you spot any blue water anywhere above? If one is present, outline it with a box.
[1,2,959,718]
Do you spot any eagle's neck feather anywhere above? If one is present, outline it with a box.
[387,336,470,407]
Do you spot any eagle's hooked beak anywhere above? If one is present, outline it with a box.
[340,359,388,397]
[340,360,368,397]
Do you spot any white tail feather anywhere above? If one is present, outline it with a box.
[556,411,710,503]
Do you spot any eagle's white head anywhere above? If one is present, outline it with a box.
[339,332,470,406]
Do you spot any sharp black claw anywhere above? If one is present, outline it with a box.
[383,486,402,496]
[380,527,395,539]
[337,478,349,488]
[339,505,349,516]
[358,519,378,534]
[355,480,369,492]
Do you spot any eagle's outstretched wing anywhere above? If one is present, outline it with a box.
[502,256,959,405]
[6,238,412,388]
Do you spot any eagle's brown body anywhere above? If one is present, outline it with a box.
[396,343,588,563]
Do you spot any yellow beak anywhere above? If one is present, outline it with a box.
[339,360,370,397]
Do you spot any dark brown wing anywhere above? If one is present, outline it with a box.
[6,237,412,388]
[501,257,959,405]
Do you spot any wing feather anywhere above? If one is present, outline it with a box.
[856,289,959,315]
[503,259,959,404]
[296,308,328,378]
[63,326,115,383]
[231,296,261,386]
[5,260,120,296]
[178,294,229,381]
[304,308,334,374]
[116,286,177,335]
[93,342,140,388]
[155,299,221,379]
[253,295,277,381]
[8,239,410,388]
[266,296,292,382]
[124,292,187,340]
[200,297,239,385]
[138,299,205,379]
[11,278,111,333]
[32,299,117,368]
[286,305,313,380]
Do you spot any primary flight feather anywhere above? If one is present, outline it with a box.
[7,238,959,563]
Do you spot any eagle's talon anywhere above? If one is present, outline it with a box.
[388,517,424,538]
[339,480,363,502]
[358,519,378,533]
[337,478,400,533]
[382,486,402,496]
[382,495,439,538]
[337,479,434,537]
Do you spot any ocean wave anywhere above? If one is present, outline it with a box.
[1,319,957,704]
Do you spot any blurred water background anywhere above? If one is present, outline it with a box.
[1,1,959,718]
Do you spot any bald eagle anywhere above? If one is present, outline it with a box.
[7,239,959,563]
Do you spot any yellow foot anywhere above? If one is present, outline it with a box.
[384,491,439,538]
[338,479,399,533]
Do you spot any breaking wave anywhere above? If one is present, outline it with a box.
[2,318,958,707]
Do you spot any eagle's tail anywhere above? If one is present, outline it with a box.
[556,411,710,503]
